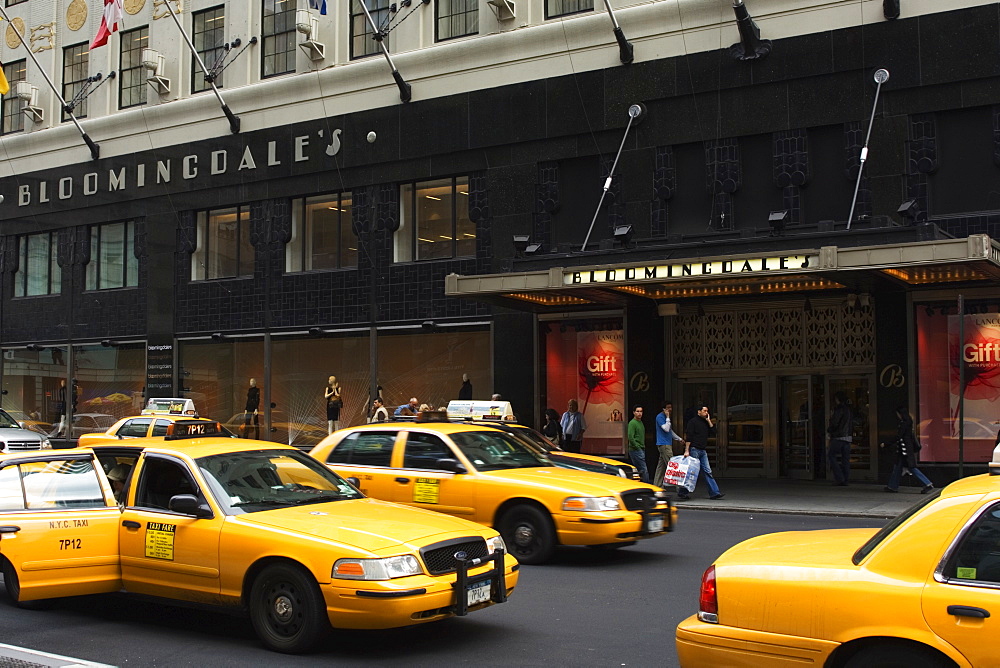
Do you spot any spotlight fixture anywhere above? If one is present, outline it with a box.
[421,320,436,330]
[308,327,324,336]
[729,0,772,61]
[924,305,934,317]
[512,235,530,256]
[211,332,225,342]
[768,210,789,235]
[803,296,813,313]
[100,339,118,347]
[613,224,634,247]
[524,242,543,255]
[859,293,871,307]
[25,344,45,352]
[897,199,920,224]
[883,0,900,20]
[846,294,858,309]
[696,303,706,317]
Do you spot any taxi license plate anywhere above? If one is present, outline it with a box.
[467,580,491,606]
[647,516,664,532]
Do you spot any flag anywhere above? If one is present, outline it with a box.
[309,0,327,15]
[90,0,124,50]
[0,65,8,97]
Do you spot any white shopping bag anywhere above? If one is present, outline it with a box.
[664,455,700,493]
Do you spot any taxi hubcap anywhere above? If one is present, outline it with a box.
[514,524,535,547]
[273,594,294,623]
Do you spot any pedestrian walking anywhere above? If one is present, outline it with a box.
[560,399,587,453]
[368,397,389,423]
[653,400,685,488]
[827,391,853,486]
[627,406,649,483]
[883,406,935,494]
[541,408,562,445]
[679,405,724,500]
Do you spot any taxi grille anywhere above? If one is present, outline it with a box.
[620,489,659,511]
[420,537,489,576]
[3,440,43,452]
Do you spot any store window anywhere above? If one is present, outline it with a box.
[119,26,148,108]
[191,206,253,280]
[546,0,592,19]
[2,59,26,134]
[436,0,478,41]
[13,231,61,297]
[915,301,1000,463]
[193,6,226,92]
[395,177,474,262]
[542,318,625,455]
[62,42,89,120]
[351,0,391,59]
[287,193,356,272]
[262,0,297,77]
[86,222,138,291]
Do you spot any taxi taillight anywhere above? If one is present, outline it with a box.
[698,564,718,620]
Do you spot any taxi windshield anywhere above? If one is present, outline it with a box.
[450,431,552,471]
[197,449,363,514]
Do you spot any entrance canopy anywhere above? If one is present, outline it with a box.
[445,235,1000,312]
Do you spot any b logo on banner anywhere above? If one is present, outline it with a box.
[879,364,905,388]
[630,372,649,392]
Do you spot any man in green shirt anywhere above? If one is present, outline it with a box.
[627,405,649,483]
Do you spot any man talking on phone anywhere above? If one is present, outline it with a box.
[679,405,725,501]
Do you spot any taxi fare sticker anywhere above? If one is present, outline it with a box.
[413,478,440,504]
[145,522,176,560]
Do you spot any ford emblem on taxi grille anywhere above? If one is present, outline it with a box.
[454,550,468,560]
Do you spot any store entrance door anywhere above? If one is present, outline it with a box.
[778,376,822,480]
[680,378,770,478]
[826,375,876,482]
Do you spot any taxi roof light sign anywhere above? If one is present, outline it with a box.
[164,420,226,440]
[446,400,515,421]
[143,397,198,416]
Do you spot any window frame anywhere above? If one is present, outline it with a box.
[192,5,226,93]
[435,0,478,42]
[935,500,1000,589]
[545,0,594,20]
[261,0,297,78]
[327,431,397,467]
[118,25,149,109]
[2,59,26,135]
[62,42,90,121]
[86,221,138,291]
[287,192,357,273]
[350,0,391,60]
[396,176,475,263]
[13,231,61,298]
[191,205,254,281]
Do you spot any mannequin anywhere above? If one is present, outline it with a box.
[324,375,343,433]
[243,378,261,439]
[458,373,473,400]
[52,379,68,438]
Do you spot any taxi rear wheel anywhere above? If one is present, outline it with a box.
[1,559,51,610]
[249,563,330,654]
[500,505,556,565]
[842,643,954,668]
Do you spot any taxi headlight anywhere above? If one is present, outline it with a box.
[562,496,621,512]
[486,535,506,554]
[332,555,423,580]
[39,438,52,450]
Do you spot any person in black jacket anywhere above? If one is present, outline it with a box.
[883,406,934,493]
[678,405,724,500]
[827,391,853,486]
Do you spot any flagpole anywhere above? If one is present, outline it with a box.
[356,0,411,103]
[0,5,101,160]
[162,0,241,134]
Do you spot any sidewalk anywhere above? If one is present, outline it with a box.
[669,477,930,519]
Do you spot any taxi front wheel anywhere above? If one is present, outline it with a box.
[499,505,556,565]
[249,563,330,654]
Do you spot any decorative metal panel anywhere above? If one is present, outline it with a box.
[736,311,768,368]
[769,308,804,367]
[804,307,840,367]
[704,312,736,368]
[674,316,703,369]
[841,304,876,366]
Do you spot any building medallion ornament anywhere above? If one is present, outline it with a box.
[5,17,25,49]
[66,0,88,31]
[124,0,146,15]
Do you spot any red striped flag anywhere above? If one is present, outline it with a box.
[90,0,124,50]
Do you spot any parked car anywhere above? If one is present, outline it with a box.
[0,409,52,452]
[675,444,1000,667]
[222,411,328,448]
[2,410,53,436]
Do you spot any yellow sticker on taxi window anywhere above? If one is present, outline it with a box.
[957,567,977,579]
[145,522,176,560]
[413,478,440,504]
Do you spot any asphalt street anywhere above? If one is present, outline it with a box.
[0,510,886,667]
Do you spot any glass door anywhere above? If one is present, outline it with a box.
[780,376,814,479]
[825,375,876,482]
[680,381,721,471]
[680,378,768,478]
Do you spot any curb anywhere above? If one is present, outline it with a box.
[673,503,899,519]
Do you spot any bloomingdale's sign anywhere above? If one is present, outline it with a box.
[9,126,343,208]
[564,254,820,285]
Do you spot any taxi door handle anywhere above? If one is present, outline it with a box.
[395,477,410,484]
[122,520,141,529]
[0,526,20,534]
[948,605,990,619]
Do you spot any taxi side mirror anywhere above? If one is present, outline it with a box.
[168,494,213,519]
[435,458,466,474]
[346,476,361,489]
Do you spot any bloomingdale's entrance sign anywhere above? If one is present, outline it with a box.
[564,254,820,285]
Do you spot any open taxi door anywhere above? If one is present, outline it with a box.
[0,450,122,603]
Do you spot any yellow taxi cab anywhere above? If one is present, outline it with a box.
[0,437,518,654]
[309,418,675,565]
[675,450,1000,667]
[77,414,237,447]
